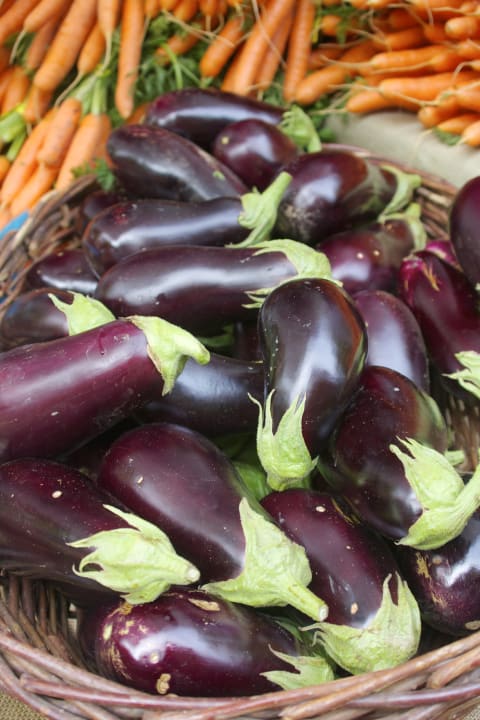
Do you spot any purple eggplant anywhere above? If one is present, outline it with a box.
[0,458,200,606]
[255,277,367,490]
[262,488,421,674]
[81,171,292,276]
[317,205,424,295]
[0,288,71,349]
[96,421,329,622]
[212,118,298,190]
[106,124,247,201]
[273,150,419,245]
[24,248,98,295]
[94,240,333,336]
[398,250,480,401]
[232,320,262,361]
[449,175,480,286]
[135,353,264,438]
[77,588,333,696]
[0,294,209,462]
[353,289,430,392]
[75,188,128,234]
[324,364,480,549]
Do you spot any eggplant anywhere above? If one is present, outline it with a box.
[81,171,292,275]
[94,240,333,336]
[135,353,264,438]
[0,458,199,606]
[24,248,98,295]
[77,588,334,696]
[232,320,262,361]
[212,118,298,190]
[353,289,430,392]
[75,188,128,234]
[0,287,71,349]
[96,421,329,622]
[262,488,421,674]
[63,418,139,480]
[273,150,419,245]
[255,277,367,490]
[0,293,209,462]
[323,365,480,549]
[449,175,480,286]
[106,124,247,201]
[398,250,480,402]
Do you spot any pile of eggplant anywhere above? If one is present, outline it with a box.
[2,87,480,698]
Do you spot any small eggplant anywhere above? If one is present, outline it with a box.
[449,175,480,286]
[135,353,264,438]
[81,172,292,275]
[0,293,209,462]
[107,124,247,201]
[398,250,480,402]
[94,240,333,336]
[0,288,71,349]
[77,588,334,696]
[255,277,367,490]
[75,188,128,234]
[24,248,98,295]
[262,488,421,674]
[324,365,480,550]
[0,458,200,606]
[353,289,430,392]
[96,421,329,622]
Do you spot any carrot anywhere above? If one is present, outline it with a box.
[127,101,149,124]
[33,0,97,93]
[445,15,480,39]
[23,0,71,33]
[283,0,315,102]
[77,22,106,76]
[115,0,145,120]
[0,0,41,46]
[254,9,293,92]
[145,0,160,18]
[199,11,247,78]
[0,68,14,109]
[22,85,53,124]
[55,111,111,190]
[159,0,181,8]
[219,43,243,91]
[385,7,419,30]
[455,81,480,112]
[24,15,61,72]
[345,88,399,113]
[378,70,480,104]
[422,21,449,43]
[417,96,461,126]
[0,205,12,230]
[36,97,82,167]
[367,44,453,73]
[461,116,480,144]
[0,155,10,185]
[0,47,10,76]
[437,111,480,133]
[456,38,480,59]
[173,0,199,21]
[97,0,122,68]
[155,18,207,63]
[372,25,427,51]
[1,66,30,115]
[307,45,343,70]
[9,162,59,216]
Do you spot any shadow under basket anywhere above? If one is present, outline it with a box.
[1,150,480,720]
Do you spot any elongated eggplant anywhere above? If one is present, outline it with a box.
[0,288,71,349]
[262,488,421,674]
[107,124,247,201]
[135,353,264,438]
[255,277,366,490]
[323,365,480,549]
[96,421,329,622]
[0,293,209,462]
[75,189,128,234]
[398,250,480,401]
[24,248,98,295]
[353,289,430,392]
[449,175,480,286]
[273,151,420,245]
[0,458,199,606]
[94,240,333,336]
[77,588,334,696]
[81,172,292,275]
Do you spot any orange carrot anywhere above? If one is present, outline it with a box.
[55,111,111,190]
[417,96,461,126]
[372,25,426,51]
[307,45,343,70]
[10,162,59,216]
[24,15,61,72]
[199,11,247,78]
[445,15,480,39]
[378,70,480,104]
[0,0,41,46]
[385,7,418,30]
[219,43,243,91]
[0,155,10,185]
[422,21,450,43]
[77,22,106,76]
[22,85,53,124]
[173,0,199,21]
[367,44,452,72]
[37,97,82,167]
[127,101,149,124]
[345,88,399,113]
[0,68,14,108]
[254,9,293,92]
[23,0,71,33]
[282,0,315,102]
[455,81,480,112]
[1,66,30,115]
[115,0,145,120]
[159,0,181,8]
[437,111,480,133]
[33,0,97,93]
[461,116,480,144]
[97,0,122,67]
[145,0,160,18]
[456,38,480,58]
[0,47,10,76]
[0,205,12,230]
[156,18,207,63]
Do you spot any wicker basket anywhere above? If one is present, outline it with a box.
[1,147,480,720]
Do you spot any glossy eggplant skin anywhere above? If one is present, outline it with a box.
[0,320,164,462]
[395,506,480,636]
[75,189,128,234]
[258,278,367,453]
[82,196,250,276]
[262,489,401,628]
[95,244,298,336]
[0,458,131,605]
[107,124,247,201]
[0,288,70,350]
[145,87,283,150]
[353,290,430,392]
[274,151,396,245]
[77,588,300,696]
[449,175,480,287]
[212,119,298,191]
[24,248,98,295]
[135,354,264,438]
[324,365,449,541]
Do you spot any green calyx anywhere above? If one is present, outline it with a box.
[390,437,480,550]
[378,164,422,218]
[69,505,200,604]
[445,350,480,400]
[253,390,317,492]
[262,648,335,690]
[233,460,270,502]
[202,497,329,622]
[49,292,115,335]
[379,202,427,251]
[236,171,292,247]
[244,240,336,309]
[279,105,322,153]
[308,573,421,675]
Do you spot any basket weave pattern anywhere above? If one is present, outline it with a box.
[1,150,480,720]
